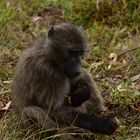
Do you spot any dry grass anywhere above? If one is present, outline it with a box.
[0,0,140,139]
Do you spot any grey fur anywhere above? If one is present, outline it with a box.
[12,23,117,137]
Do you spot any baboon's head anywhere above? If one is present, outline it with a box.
[47,23,87,78]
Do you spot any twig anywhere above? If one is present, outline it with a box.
[118,47,140,59]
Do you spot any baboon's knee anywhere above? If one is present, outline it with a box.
[21,106,56,128]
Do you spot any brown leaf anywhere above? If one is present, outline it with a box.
[44,7,64,16]
[1,101,12,110]
[131,74,140,82]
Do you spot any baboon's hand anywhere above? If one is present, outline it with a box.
[67,85,91,107]
[92,117,119,135]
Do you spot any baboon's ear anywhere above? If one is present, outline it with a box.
[48,26,57,37]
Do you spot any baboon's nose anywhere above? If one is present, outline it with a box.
[73,71,81,77]
[76,71,81,75]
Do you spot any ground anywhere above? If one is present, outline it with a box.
[0,0,140,140]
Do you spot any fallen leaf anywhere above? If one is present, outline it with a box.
[1,101,12,110]
[131,74,140,82]
[2,80,12,84]
[45,7,64,16]
[117,84,127,92]
[109,52,117,62]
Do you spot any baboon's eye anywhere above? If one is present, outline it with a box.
[68,50,85,57]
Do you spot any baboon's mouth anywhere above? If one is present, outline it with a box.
[65,72,81,79]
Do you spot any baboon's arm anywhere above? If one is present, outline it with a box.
[69,69,106,112]
[55,109,118,135]
[67,85,91,107]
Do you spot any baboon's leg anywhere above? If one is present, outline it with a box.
[84,76,107,112]
[21,106,55,128]
[55,109,118,135]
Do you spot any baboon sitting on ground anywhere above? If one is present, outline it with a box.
[12,23,118,137]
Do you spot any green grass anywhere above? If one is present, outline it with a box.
[0,0,140,139]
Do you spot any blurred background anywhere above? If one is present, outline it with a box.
[0,0,140,139]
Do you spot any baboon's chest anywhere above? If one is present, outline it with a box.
[46,79,70,111]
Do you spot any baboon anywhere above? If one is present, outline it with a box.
[12,23,118,137]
